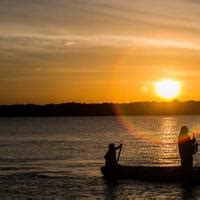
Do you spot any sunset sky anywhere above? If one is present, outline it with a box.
[1,0,200,104]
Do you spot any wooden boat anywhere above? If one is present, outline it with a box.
[101,165,200,182]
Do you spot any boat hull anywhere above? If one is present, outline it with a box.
[101,165,200,182]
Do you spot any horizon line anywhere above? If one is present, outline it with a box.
[0,100,199,106]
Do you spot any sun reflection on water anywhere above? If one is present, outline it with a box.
[155,118,179,166]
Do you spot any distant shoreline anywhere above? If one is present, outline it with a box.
[1,101,200,117]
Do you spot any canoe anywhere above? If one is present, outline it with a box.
[101,165,200,182]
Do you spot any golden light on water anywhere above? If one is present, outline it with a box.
[154,80,181,99]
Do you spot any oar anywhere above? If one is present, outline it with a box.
[117,144,122,164]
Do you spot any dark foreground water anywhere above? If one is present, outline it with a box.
[0,116,200,199]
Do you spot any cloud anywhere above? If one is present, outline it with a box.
[0,0,200,37]
[1,34,199,50]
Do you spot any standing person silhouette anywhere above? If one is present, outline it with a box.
[104,143,122,169]
[178,126,198,170]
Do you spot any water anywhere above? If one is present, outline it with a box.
[0,116,200,199]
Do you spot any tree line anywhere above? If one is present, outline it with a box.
[0,101,200,117]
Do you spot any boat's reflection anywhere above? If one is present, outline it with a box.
[103,178,119,199]
[102,177,199,199]
[181,182,196,200]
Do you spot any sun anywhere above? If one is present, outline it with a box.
[154,79,181,99]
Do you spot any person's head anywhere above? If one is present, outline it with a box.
[108,143,115,151]
[179,126,189,136]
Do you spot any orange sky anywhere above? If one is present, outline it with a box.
[0,0,200,104]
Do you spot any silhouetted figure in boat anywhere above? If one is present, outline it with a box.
[178,126,198,170]
[104,143,122,169]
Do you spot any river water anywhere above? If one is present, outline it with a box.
[0,116,200,199]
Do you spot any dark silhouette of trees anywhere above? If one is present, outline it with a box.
[1,101,200,117]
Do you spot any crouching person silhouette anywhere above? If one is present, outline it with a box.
[104,143,122,169]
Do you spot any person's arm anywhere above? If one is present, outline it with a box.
[115,144,122,150]
[104,151,109,159]
[192,133,198,154]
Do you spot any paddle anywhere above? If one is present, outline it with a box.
[192,132,198,155]
[117,144,122,164]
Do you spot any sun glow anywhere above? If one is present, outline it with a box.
[154,80,181,99]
